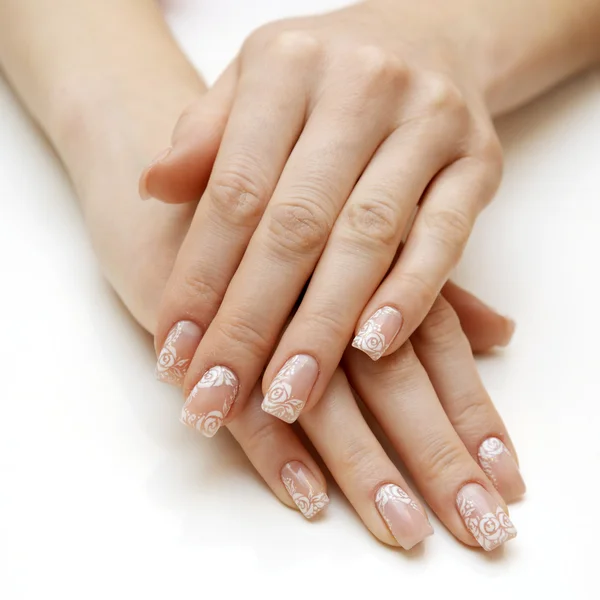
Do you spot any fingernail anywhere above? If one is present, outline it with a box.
[261,355,319,423]
[456,483,517,551]
[375,483,433,550]
[498,319,516,347]
[281,461,329,519]
[352,306,403,361]
[180,366,239,437]
[155,321,203,386]
[478,437,526,503]
[139,146,172,200]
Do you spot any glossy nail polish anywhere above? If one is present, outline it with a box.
[180,366,238,437]
[155,321,202,386]
[456,483,517,551]
[478,437,526,503]
[281,461,329,519]
[375,483,433,550]
[352,306,403,361]
[262,355,319,423]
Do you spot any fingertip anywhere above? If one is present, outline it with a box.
[139,147,172,201]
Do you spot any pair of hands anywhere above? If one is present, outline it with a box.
[129,2,523,551]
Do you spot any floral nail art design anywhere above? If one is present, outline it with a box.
[457,484,517,551]
[352,306,403,361]
[155,322,192,384]
[375,484,433,550]
[180,366,238,438]
[478,437,507,487]
[281,462,329,519]
[376,483,421,514]
[262,355,317,423]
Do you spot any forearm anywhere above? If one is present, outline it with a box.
[0,0,205,184]
[371,0,600,115]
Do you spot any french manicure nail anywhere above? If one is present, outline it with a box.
[180,366,238,437]
[281,461,329,519]
[261,355,319,423]
[139,146,172,200]
[352,306,403,361]
[155,321,203,386]
[456,483,517,551]
[478,437,526,502]
[375,483,433,550]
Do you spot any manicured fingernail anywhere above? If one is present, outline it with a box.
[155,321,203,386]
[375,483,433,550]
[281,461,329,519]
[139,146,172,200]
[456,483,517,551]
[478,437,526,503]
[352,306,403,361]
[261,355,319,423]
[180,366,238,437]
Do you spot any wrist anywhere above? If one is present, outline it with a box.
[365,0,600,116]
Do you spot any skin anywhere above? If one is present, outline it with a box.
[144,0,600,427]
[0,0,598,547]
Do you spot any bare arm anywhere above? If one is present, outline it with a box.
[0,0,205,186]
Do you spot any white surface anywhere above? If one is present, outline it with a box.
[1,1,599,598]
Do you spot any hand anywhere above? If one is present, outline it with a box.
[84,125,521,552]
[142,1,504,426]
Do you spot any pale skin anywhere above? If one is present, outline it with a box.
[0,0,598,550]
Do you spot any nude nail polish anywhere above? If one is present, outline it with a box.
[352,306,403,361]
[262,355,319,423]
[155,321,202,386]
[478,437,526,503]
[180,366,238,437]
[281,461,329,519]
[456,483,517,551]
[375,483,433,550]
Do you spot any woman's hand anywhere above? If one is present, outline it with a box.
[142,0,504,426]
[86,139,521,552]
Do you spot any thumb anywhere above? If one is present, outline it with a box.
[139,58,239,203]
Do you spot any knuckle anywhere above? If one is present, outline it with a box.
[423,74,467,118]
[243,418,281,454]
[208,165,268,227]
[423,205,472,253]
[180,270,222,307]
[396,270,437,310]
[337,436,379,479]
[421,436,466,479]
[216,312,271,357]
[344,195,400,249]
[268,30,322,63]
[306,309,348,340]
[351,45,410,87]
[450,393,493,433]
[267,197,333,256]
[417,297,461,345]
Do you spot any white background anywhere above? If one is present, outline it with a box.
[1,1,599,598]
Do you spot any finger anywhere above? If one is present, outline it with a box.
[352,154,502,360]
[225,386,329,519]
[300,369,433,549]
[263,118,455,420]
[153,46,311,386]
[442,281,516,353]
[181,71,395,430]
[412,295,526,502]
[344,344,518,551]
[139,59,239,203]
